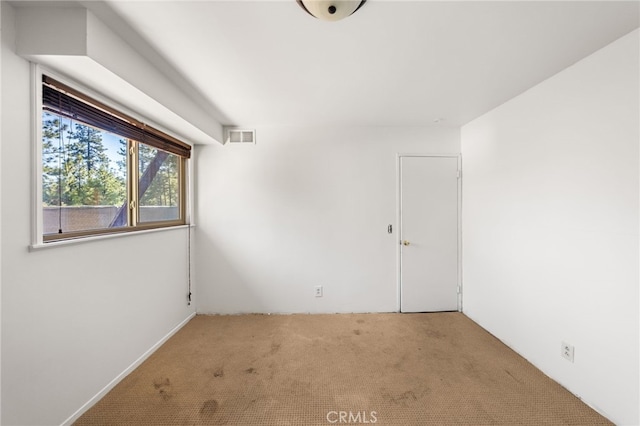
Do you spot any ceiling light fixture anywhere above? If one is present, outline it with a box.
[296,0,367,22]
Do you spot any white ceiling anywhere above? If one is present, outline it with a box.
[94,1,638,128]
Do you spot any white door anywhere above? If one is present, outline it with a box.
[400,156,459,312]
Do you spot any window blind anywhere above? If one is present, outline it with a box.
[42,75,191,158]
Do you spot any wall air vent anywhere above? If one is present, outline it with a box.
[225,128,256,144]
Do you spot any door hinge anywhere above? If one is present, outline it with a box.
[130,200,136,210]
[457,169,461,179]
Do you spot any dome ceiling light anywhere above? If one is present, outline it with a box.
[296,0,367,22]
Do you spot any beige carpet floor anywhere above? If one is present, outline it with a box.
[75,313,611,425]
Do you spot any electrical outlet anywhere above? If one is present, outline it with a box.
[314,286,323,298]
[561,342,574,363]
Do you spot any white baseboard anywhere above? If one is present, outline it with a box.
[61,312,196,426]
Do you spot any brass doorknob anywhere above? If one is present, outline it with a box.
[402,240,411,246]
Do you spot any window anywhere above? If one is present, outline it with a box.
[40,75,190,242]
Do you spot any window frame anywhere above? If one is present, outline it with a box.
[33,66,191,246]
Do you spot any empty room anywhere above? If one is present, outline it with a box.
[0,0,638,425]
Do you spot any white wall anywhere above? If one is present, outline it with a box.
[195,126,460,314]
[461,29,639,425]
[1,3,195,425]
[0,2,3,422]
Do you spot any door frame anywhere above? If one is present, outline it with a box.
[396,153,463,313]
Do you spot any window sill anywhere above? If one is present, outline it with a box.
[29,224,195,252]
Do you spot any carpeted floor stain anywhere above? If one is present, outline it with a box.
[74,313,612,425]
